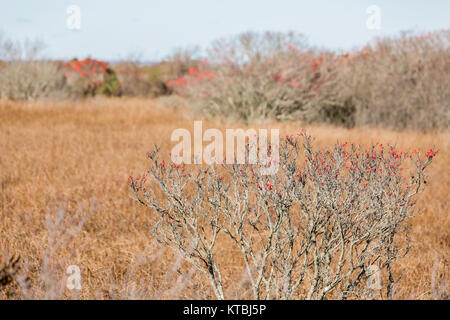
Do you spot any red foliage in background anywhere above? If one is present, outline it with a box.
[65,58,109,87]
[166,67,214,87]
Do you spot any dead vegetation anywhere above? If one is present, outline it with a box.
[0,97,448,299]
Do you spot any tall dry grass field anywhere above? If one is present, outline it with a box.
[0,97,448,299]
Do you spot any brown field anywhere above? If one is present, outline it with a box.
[0,97,448,299]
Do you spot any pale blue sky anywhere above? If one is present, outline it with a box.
[1,0,449,61]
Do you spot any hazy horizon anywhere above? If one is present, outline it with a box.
[1,0,449,61]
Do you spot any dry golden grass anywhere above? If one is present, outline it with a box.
[0,97,448,299]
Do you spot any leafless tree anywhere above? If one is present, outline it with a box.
[130,132,437,299]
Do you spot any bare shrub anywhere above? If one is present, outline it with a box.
[129,132,437,299]
[115,62,172,98]
[114,53,156,97]
[335,30,450,130]
[0,32,45,61]
[167,30,449,130]
[0,200,96,300]
[165,46,200,81]
[114,48,198,98]
[0,33,66,100]
[0,60,66,100]
[167,31,338,123]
